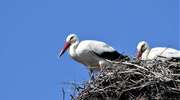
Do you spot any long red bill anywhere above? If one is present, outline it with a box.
[136,51,142,60]
[59,42,71,57]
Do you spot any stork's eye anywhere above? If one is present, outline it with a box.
[69,36,76,43]
[141,44,146,52]
[70,36,74,40]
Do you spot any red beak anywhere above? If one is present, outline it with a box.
[136,51,142,60]
[59,42,71,57]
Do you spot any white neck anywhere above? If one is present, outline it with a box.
[142,47,151,60]
[68,41,79,57]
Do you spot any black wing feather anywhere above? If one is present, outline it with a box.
[93,51,126,61]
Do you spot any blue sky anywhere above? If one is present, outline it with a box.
[0,0,179,100]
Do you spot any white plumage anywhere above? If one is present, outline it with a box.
[136,41,180,60]
[59,34,126,70]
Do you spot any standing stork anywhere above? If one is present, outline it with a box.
[59,34,128,72]
[136,41,180,60]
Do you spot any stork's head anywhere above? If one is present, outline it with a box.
[136,41,149,59]
[66,34,78,43]
[59,34,79,57]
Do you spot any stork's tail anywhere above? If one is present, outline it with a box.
[118,54,130,61]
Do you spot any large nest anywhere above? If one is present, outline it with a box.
[73,58,180,100]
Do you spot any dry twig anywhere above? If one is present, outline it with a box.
[69,59,180,100]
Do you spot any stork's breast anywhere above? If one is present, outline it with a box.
[76,50,100,66]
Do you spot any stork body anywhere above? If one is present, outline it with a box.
[69,40,124,69]
[59,34,127,70]
[136,41,180,60]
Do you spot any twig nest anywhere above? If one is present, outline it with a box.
[74,59,180,100]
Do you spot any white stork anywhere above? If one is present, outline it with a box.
[59,34,128,72]
[136,41,180,60]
